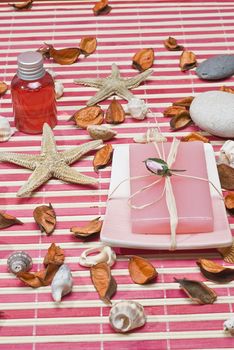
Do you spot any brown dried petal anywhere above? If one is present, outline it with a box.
[37,45,51,59]
[9,0,33,10]
[179,51,197,71]
[17,243,64,288]
[218,239,234,263]
[164,37,184,51]
[174,277,217,304]
[46,43,80,65]
[0,82,8,96]
[163,105,186,118]
[105,98,125,124]
[71,217,103,238]
[80,37,97,56]
[90,262,117,304]
[93,144,113,171]
[181,132,210,143]
[197,258,234,283]
[0,211,23,229]
[220,86,234,94]
[33,204,56,235]
[132,48,154,72]
[93,0,112,16]
[170,111,193,130]
[224,192,234,215]
[128,256,157,284]
[43,243,65,267]
[172,96,194,108]
[217,164,234,190]
[72,105,104,129]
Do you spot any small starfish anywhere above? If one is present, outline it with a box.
[74,63,153,106]
[0,123,102,197]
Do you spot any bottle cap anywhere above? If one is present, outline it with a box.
[17,51,45,81]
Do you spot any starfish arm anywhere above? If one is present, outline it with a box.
[0,152,39,170]
[116,86,135,101]
[62,140,103,165]
[86,87,114,106]
[125,69,153,89]
[54,164,98,186]
[74,78,105,89]
[17,164,52,197]
[41,123,57,155]
[110,63,120,79]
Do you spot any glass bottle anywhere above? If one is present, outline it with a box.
[11,51,57,134]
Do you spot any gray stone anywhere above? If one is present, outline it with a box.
[190,91,234,138]
[196,54,234,80]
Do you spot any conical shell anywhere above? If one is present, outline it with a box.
[0,116,15,142]
[125,98,148,120]
[7,251,32,274]
[224,316,234,335]
[109,300,146,333]
[51,264,73,302]
[79,245,116,267]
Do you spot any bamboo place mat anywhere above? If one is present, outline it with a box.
[0,1,234,349]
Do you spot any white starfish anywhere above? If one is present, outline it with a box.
[74,63,153,106]
[0,123,103,197]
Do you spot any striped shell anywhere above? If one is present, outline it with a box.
[7,251,33,274]
[0,116,15,142]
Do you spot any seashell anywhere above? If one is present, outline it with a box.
[7,251,32,274]
[79,245,116,267]
[55,81,64,100]
[224,316,234,335]
[125,98,148,120]
[0,116,15,142]
[218,140,234,167]
[87,125,117,141]
[133,128,167,143]
[51,264,73,302]
[109,300,146,333]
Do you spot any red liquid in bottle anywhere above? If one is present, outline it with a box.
[11,51,57,134]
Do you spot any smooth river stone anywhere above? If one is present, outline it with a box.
[190,91,234,138]
[196,54,234,80]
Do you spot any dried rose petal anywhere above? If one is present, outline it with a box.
[170,111,193,130]
[164,37,183,51]
[80,37,97,56]
[197,258,234,283]
[224,192,234,215]
[181,132,209,143]
[132,48,154,72]
[220,86,234,94]
[33,204,56,235]
[218,239,234,263]
[9,0,33,10]
[0,82,8,96]
[44,43,80,65]
[179,51,197,71]
[128,256,157,284]
[71,217,103,238]
[105,98,125,124]
[217,164,234,190]
[93,144,113,171]
[172,96,194,108]
[93,0,112,16]
[174,277,217,304]
[72,105,104,129]
[90,262,117,304]
[163,105,186,118]
[0,211,23,229]
[43,243,65,266]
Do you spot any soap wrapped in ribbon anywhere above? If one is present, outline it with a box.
[129,141,214,237]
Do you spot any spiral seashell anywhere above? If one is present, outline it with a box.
[7,251,33,274]
[109,300,146,333]
[125,98,148,120]
[79,245,116,267]
[51,264,73,302]
[224,316,234,335]
[0,116,15,142]
[218,140,234,167]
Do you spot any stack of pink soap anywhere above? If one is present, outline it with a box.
[129,141,213,234]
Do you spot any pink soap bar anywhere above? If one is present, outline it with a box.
[129,142,213,234]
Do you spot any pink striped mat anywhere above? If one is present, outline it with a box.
[0,0,234,349]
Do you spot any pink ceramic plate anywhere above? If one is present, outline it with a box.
[101,144,232,250]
